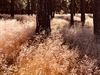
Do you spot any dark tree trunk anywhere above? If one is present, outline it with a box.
[11,0,14,18]
[36,0,53,35]
[73,0,76,15]
[27,0,30,15]
[50,0,55,19]
[80,0,85,26]
[93,0,100,35]
[36,0,45,33]
[0,0,3,14]
[30,0,33,15]
[70,0,75,26]
[31,0,36,14]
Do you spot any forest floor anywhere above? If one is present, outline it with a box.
[0,14,100,75]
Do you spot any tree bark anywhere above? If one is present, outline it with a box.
[30,0,34,15]
[0,0,3,13]
[70,0,75,26]
[11,0,14,18]
[80,0,85,26]
[36,0,53,35]
[31,0,36,14]
[27,0,30,15]
[93,0,100,35]
[50,0,55,19]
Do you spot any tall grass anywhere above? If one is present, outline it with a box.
[0,14,100,75]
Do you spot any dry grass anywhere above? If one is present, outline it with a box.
[0,14,100,75]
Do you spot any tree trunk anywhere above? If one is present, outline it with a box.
[80,0,85,26]
[11,0,14,18]
[36,0,53,35]
[50,0,55,19]
[94,0,100,35]
[70,0,75,26]
[27,0,30,15]
[31,0,36,14]
[30,0,33,15]
[0,0,3,14]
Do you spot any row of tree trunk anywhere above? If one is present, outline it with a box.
[70,0,100,36]
[70,0,85,26]
[10,0,35,18]
[10,0,100,36]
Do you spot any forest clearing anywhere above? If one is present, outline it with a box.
[0,14,100,75]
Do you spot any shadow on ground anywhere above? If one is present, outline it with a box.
[53,14,100,67]
[60,20,100,67]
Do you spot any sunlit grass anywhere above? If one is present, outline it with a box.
[0,14,100,75]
